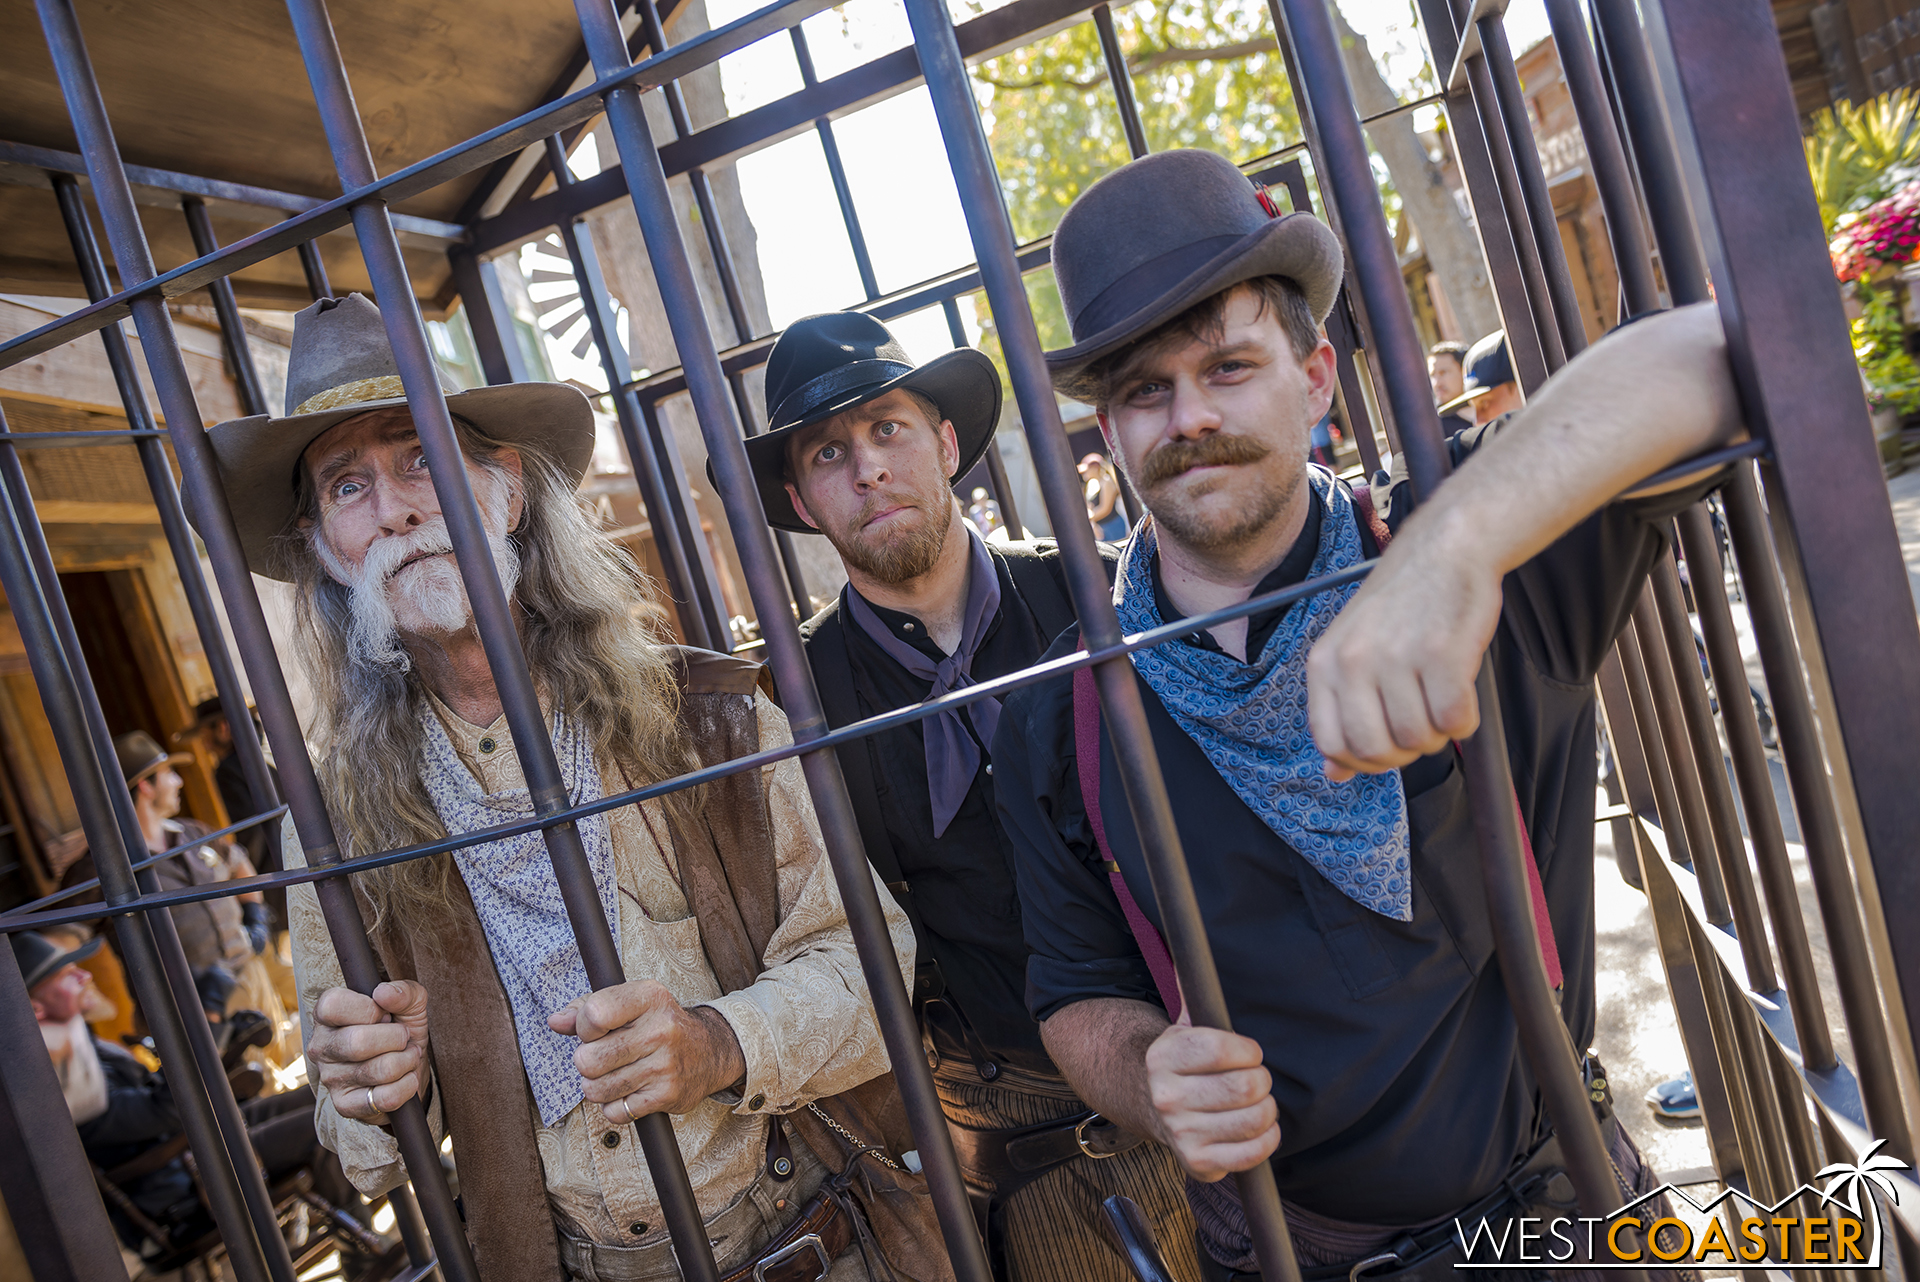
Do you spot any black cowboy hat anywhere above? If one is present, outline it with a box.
[727,312,1002,534]
[12,930,103,993]
[202,294,595,580]
[1045,149,1345,384]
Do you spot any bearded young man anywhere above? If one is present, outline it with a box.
[733,313,1199,1282]
[993,149,1741,1281]
[199,294,937,1282]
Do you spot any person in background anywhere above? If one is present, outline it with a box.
[1080,452,1130,542]
[1439,331,1524,427]
[967,485,1005,538]
[1428,340,1473,437]
[186,697,284,925]
[1308,408,1338,469]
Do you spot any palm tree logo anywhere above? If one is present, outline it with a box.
[1816,1138,1906,1225]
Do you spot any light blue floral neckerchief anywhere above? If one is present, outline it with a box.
[1113,466,1413,920]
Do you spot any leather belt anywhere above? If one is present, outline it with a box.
[948,1108,1145,1203]
[721,1189,854,1282]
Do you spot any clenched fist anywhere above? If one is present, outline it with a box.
[308,980,430,1124]
[550,980,746,1123]
[1146,1024,1280,1182]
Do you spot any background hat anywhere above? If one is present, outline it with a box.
[113,730,189,786]
[201,294,596,580]
[1437,331,1515,414]
[1046,150,1345,383]
[11,930,103,993]
[724,312,1002,534]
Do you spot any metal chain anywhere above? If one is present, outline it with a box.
[804,1103,907,1173]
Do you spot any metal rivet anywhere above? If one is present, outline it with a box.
[630,1222,648,1236]
[602,1130,621,1148]
[748,1093,765,1110]
[478,736,496,754]
[776,1199,787,1211]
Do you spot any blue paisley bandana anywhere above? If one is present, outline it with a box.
[1115,465,1413,920]
[419,711,616,1126]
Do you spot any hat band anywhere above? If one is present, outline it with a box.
[293,374,408,416]
[769,360,915,432]
[1071,234,1246,341]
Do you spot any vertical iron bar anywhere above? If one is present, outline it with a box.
[297,231,334,299]
[1628,596,1732,923]
[280,1,720,1275]
[640,393,734,645]
[0,409,272,1282]
[1611,619,1696,868]
[0,931,129,1282]
[1608,0,1915,1157]
[1478,19,1589,358]
[0,434,299,1282]
[1647,555,1774,988]
[385,1184,436,1275]
[790,27,882,301]
[572,3,991,1278]
[941,295,1026,538]
[183,197,271,418]
[446,245,534,387]
[36,0,477,1268]
[1675,504,1834,1070]
[731,373,817,615]
[1540,0,1660,316]
[542,136,712,649]
[1410,0,1549,392]
[907,0,1315,1274]
[1092,5,1149,160]
[52,172,283,831]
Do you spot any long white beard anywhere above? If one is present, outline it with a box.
[317,500,522,673]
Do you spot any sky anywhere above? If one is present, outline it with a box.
[530,0,1553,385]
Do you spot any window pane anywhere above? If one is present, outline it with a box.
[733,131,869,326]
[830,87,979,294]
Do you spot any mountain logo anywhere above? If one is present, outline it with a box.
[1453,1140,1907,1270]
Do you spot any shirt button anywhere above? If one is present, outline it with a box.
[748,1093,765,1110]
[479,737,497,754]
[629,1222,649,1236]
[601,1130,621,1148]
[902,622,916,633]
[984,764,993,776]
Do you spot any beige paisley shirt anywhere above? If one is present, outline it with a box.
[284,689,914,1246]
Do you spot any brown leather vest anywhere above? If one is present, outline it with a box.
[363,647,951,1282]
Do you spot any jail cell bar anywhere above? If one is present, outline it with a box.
[1,0,1917,1278]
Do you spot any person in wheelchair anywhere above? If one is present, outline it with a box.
[17,930,358,1256]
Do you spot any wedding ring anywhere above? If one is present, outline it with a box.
[607,1097,629,1125]
[361,1087,376,1118]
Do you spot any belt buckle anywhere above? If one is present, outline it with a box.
[1075,1114,1119,1161]
[753,1231,830,1282]
[1348,1250,1401,1282]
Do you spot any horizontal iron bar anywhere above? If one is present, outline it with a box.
[0,428,168,444]
[0,139,462,240]
[19,804,290,913]
[0,0,840,373]
[0,561,1378,931]
[1620,437,1767,494]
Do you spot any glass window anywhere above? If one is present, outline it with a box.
[732,131,869,326]
[830,86,980,295]
[798,0,915,82]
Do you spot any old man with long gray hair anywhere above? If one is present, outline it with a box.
[199,294,941,1282]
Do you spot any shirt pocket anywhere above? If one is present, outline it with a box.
[1405,758,1496,977]
[1295,864,1406,1000]
[622,913,724,1006]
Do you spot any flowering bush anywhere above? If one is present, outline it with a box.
[1851,281,1920,416]
[1832,179,1920,281]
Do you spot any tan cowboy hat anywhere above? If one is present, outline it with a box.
[201,293,594,580]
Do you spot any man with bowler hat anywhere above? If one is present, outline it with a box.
[994,149,1740,1278]
[746,312,1199,1281]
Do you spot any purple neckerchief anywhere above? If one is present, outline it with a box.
[843,526,1003,837]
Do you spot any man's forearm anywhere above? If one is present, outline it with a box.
[1039,997,1170,1141]
[1410,302,1743,578]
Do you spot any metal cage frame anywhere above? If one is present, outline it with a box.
[3,0,1919,1279]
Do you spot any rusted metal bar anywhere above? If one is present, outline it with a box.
[1093,4,1149,160]
[908,0,1318,1272]
[540,136,714,649]
[571,0,991,1275]
[1674,504,1834,1070]
[0,403,272,1282]
[1477,18,1588,358]
[283,0,719,1273]
[1627,596,1731,922]
[1611,620,1696,869]
[183,196,271,417]
[1646,555,1774,988]
[1412,0,1549,393]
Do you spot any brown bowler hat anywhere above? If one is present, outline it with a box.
[1044,150,1345,384]
[201,294,594,580]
